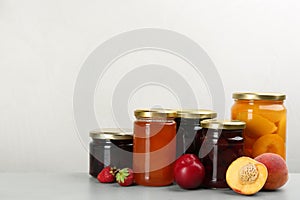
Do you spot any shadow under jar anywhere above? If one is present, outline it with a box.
[89,129,133,178]
[175,109,217,157]
[199,120,246,188]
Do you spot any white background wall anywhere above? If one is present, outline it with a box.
[1,0,299,172]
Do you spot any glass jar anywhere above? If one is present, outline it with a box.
[231,92,286,159]
[199,119,245,188]
[175,109,217,157]
[133,109,177,186]
[89,129,133,178]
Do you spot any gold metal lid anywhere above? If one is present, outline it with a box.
[89,128,133,140]
[232,92,286,101]
[176,109,217,119]
[200,119,246,130]
[134,109,177,119]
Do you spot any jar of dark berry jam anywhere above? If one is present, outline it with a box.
[199,120,245,188]
[175,109,217,157]
[89,128,133,178]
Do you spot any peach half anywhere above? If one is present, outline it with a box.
[226,157,268,195]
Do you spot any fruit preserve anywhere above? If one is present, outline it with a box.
[175,109,217,157]
[133,109,177,186]
[89,129,133,178]
[231,92,286,159]
[199,120,245,188]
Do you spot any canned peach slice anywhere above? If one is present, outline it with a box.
[243,148,253,157]
[243,129,259,139]
[258,109,286,123]
[252,134,285,159]
[237,112,277,138]
[243,135,256,157]
[276,116,286,141]
[244,135,256,149]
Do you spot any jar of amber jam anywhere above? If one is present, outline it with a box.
[199,119,245,188]
[89,129,133,178]
[175,109,217,157]
[232,92,286,159]
[133,109,177,186]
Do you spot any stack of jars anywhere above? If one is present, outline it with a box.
[89,92,287,188]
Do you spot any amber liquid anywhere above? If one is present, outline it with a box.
[133,119,176,186]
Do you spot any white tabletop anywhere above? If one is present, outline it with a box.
[0,173,296,200]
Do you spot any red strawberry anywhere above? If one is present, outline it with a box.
[116,168,134,186]
[97,166,116,183]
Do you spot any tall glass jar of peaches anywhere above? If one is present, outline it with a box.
[231,92,286,160]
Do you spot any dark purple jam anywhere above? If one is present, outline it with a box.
[175,117,201,157]
[89,138,133,178]
[175,117,216,157]
[199,128,244,188]
[174,110,217,158]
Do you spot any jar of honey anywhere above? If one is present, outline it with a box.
[175,109,217,157]
[133,109,177,186]
[199,119,245,188]
[89,129,133,178]
[231,92,286,159]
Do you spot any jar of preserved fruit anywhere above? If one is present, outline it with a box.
[175,109,217,157]
[133,109,177,186]
[89,129,133,178]
[199,119,245,188]
[231,92,286,159]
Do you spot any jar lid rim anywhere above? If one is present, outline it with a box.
[89,128,133,140]
[232,92,286,101]
[200,119,246,130]
[134,109,177,119]
[176,109,217,119]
